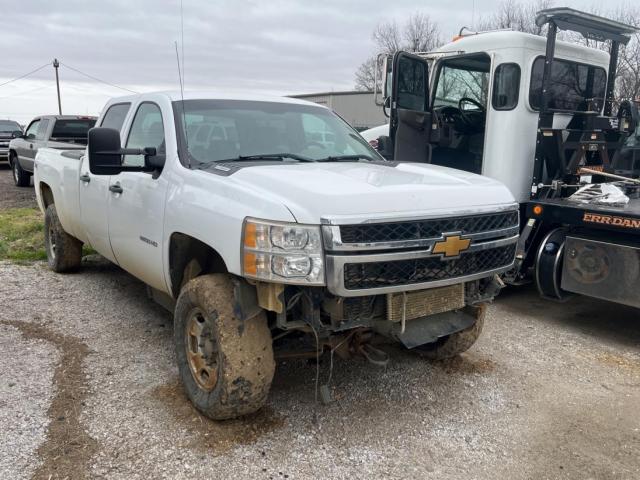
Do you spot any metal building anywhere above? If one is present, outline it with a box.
[290,90,388,131]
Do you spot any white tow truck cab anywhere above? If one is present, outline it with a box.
[374,8,640,308]
[34,91,519,419]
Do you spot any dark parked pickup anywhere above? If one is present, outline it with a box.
[0,120,23,163]
[9,115,96,187]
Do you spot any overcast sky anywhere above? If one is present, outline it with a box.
[0,0,633,123]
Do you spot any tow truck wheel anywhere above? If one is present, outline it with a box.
[413,305,486,360]
[174,274,275,420]
[11,153,30,187]
[535,227,571,301]
[44,204,83,272]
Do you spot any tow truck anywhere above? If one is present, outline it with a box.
[372,7,640,308]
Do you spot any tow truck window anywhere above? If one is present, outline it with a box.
[100,103,131,131]
[529,57,607,112]
[173,99,378,165]
[124,102,165,167]
[434,65,489,108]
[492,63,520,110]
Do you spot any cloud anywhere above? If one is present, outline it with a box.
[0,0,629,122]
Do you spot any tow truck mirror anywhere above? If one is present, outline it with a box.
[88,127,163,175]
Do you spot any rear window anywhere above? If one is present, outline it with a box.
[51,119,96,140]
[529,57,607,112]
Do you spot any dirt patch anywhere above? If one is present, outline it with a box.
[432,352,498,375]
[153,382,284,454]
[0,165,37,210]
[0,319,98,479]
[596,352,640,374]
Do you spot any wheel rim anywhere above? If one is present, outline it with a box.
[48,224,56,260]
[13,161,19,183]
[185,307,219,391]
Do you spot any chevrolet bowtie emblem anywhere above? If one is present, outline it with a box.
[432,234,472,258]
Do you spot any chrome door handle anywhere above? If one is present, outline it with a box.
[109,184,123,194]
[80,174,91,183]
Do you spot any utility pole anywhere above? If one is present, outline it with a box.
[53,58,61,115]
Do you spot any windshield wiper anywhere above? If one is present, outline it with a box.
[315,154,379,162]
[235,153,315,162]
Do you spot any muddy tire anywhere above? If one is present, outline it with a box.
[414,305,486,360]
[12,153,30,187]
[174,274,275,420]
[44,204,83,272]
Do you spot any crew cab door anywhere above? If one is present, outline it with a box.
[107,101,169,292]
[389,51,432,163]
[79,103,132,263]
[15,119,41,170]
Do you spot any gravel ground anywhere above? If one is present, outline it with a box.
[0,163,37,209]
[0,258,639,480]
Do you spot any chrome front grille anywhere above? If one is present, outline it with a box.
[339,211,519,245]
[323,206,519,296]
[343,244,516,290]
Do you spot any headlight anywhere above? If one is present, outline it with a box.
[242,218,324,285]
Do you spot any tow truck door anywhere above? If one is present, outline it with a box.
[389,51,431,163]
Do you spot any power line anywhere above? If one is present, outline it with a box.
[0,63,50,88]
[59,62,139,94]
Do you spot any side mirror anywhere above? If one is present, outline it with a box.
[88,127,165,175]
[88,127,122,175]
[11,131,23,139]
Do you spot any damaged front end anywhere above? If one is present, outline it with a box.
[240,207,517,359]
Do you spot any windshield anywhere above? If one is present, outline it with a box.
[172,99,381,165]
[0,120,21,133]
[434,64,489,109]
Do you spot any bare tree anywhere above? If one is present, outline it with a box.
[480,1,640,104]
[476,0,554,36]
[354,13,442,91]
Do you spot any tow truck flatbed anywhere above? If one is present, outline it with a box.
[526,197,640,235]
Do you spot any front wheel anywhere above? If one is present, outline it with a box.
[11,153,30,187]
[44,204,83,272]
[413,304,486,360]
[174,274,275,420]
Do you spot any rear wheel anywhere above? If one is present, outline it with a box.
[414,305,486,360]
[11,153,30,187]
[44,204,83,272]
[174,274,275,420]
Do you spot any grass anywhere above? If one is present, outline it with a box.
[0,207,95,262]
[0,208,47,261]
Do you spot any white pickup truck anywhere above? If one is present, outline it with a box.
[34,91,519,419]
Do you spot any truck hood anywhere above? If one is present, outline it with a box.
[229,162,516,224]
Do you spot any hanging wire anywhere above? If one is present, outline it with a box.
[59,62,139,94]
[0,63,50,88]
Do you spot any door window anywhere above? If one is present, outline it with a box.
[395,54,429,111]
[101,103,131,131]
[124,103,165,167]
[36,119,50,140]
[492,63,521,110]
[25,120,41,140]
